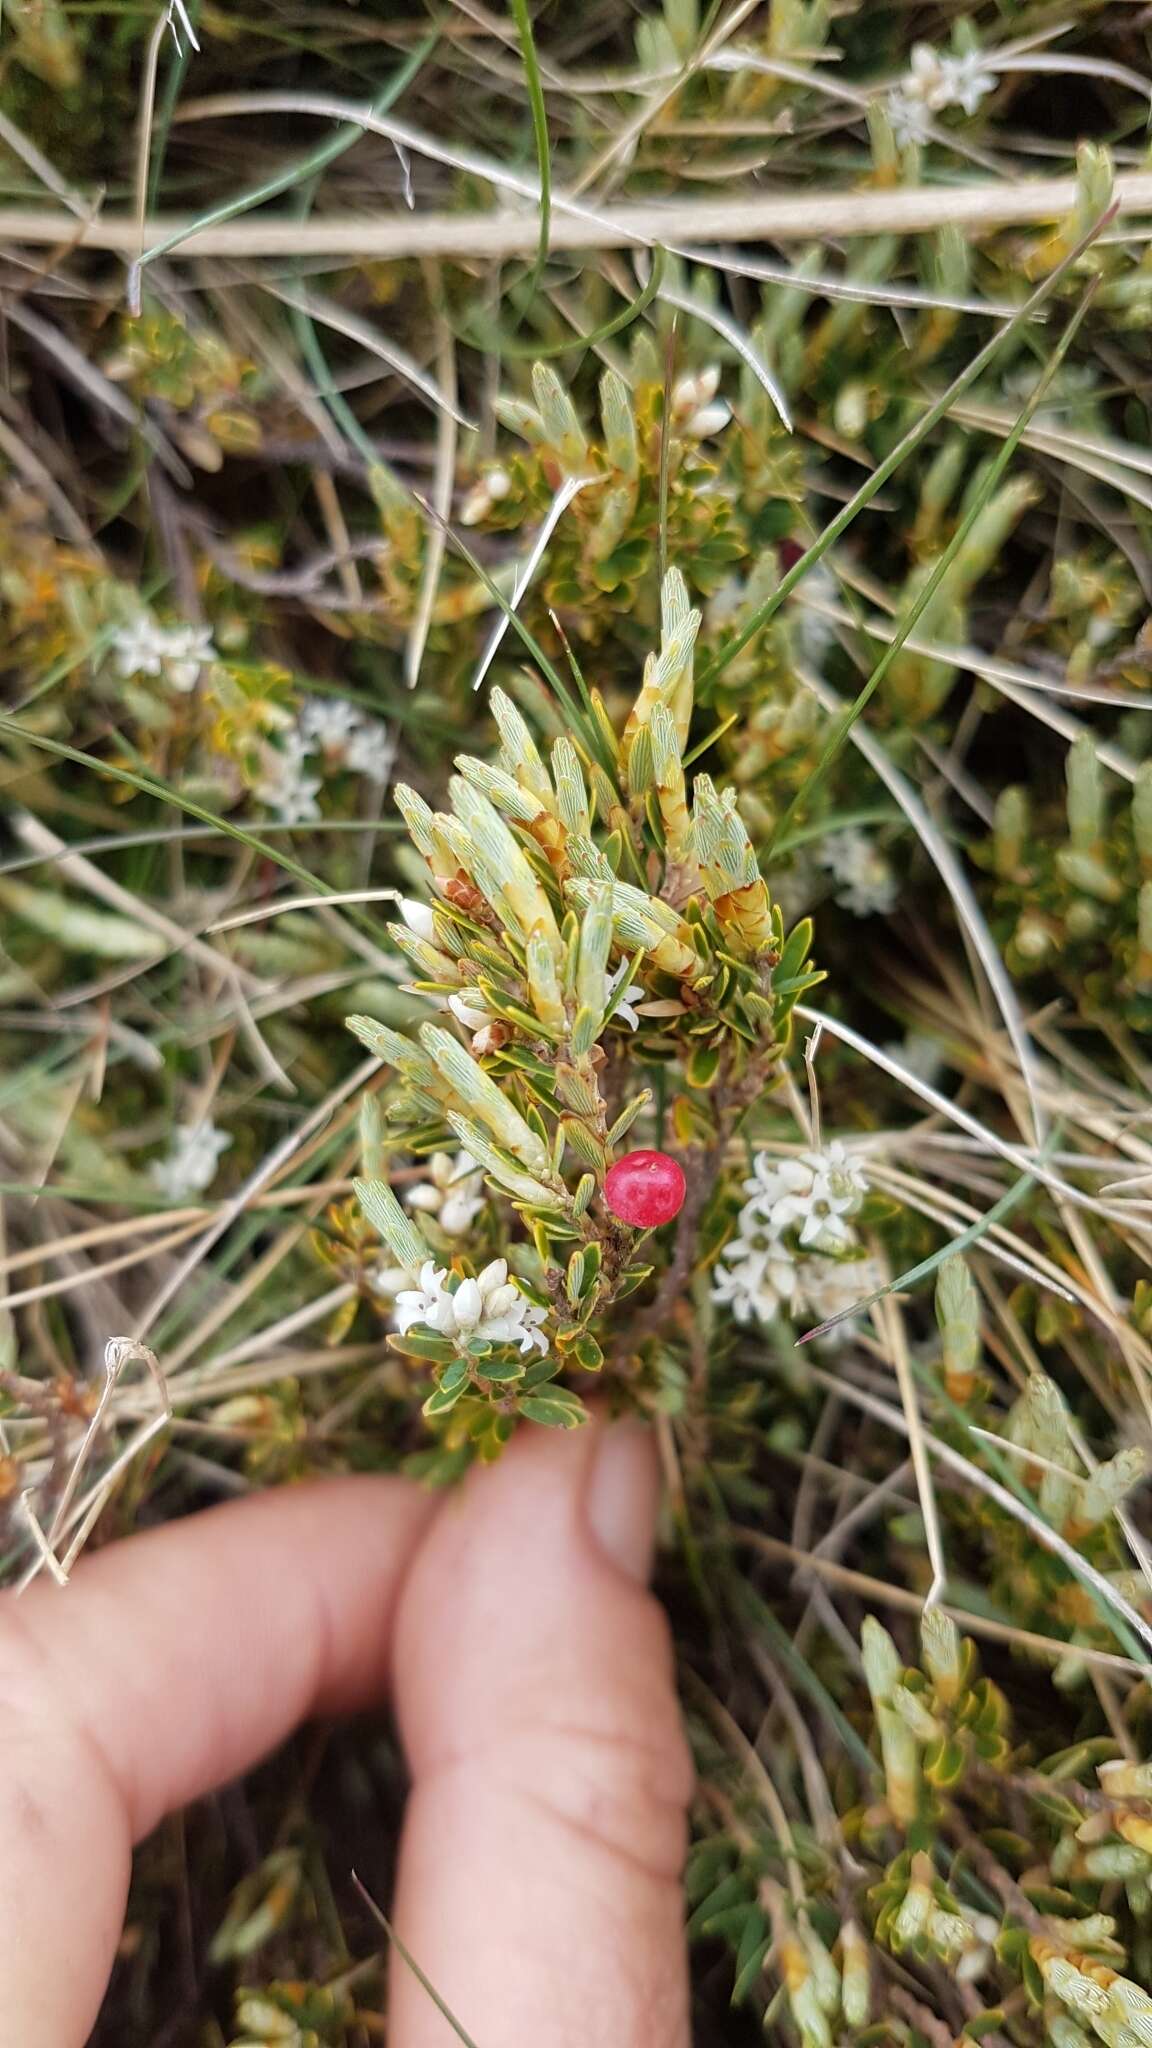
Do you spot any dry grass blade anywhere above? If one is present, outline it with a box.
[5,170,1152,260]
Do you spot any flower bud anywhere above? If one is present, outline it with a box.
[920,1604,963,1705]
[935,1255,980,1405]
[839,1920,871,2027]
[400,896,438,942]
[993,785,1029,877]
[1066,732,1105,852]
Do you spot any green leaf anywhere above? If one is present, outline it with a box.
[732,1914,771,2004]
[606,1091,652,1146]
[924,1733,966,1787]
[423,1378,467,1418]
[525,1102,550,1150]
[772,967,824,999]
[388,1331,457,1364]
[0,879,163,959]
[614,1265,654,1300]
[476,1355,526,1384]
[570,1004,601,1056]
[963,2012,1007,2041]
[684,1842,735,1906]
[569,1334,604,1371]
[518,1390,588,1428]
[687,1873,751,1935]
[520,1355,562,1391]
[530,1219,555,1266]
[686,1040,722,1089]
[774,915,814,985]
[355,1175,432,1273]
[701,1904,760,1944]
[560,1117,608,1172]
[478,983,559,1037]
[508,0,551,283]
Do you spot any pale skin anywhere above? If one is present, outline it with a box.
[0,1415,694,2045]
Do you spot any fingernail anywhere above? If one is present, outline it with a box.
[585,1417,659,1583]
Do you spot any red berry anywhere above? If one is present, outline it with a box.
[777,537,805,573]
[604,1149,686,1229]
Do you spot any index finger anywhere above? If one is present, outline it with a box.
[0,1474,435,2047]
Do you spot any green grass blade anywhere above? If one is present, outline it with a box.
[509,0,552,292]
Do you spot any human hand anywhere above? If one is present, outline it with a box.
[0,1416,693,2046]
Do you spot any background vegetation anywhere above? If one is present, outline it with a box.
[2,0,1152,2039]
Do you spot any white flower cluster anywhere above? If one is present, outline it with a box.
[459,465,512,527]
[711,1142,873,1329]
[671,366,730,441]
[149,1118,231,1200]
[815,828,898,919]
[395,1257,548,1355]
[887,42,998,146]
[112,616,217,693]
[299,696,395,779]
[256,695,395,822]
[405,1148,486,1238]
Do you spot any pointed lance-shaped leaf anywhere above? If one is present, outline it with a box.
[489,686,553,803]
[346,1015,441,1089]
[444,1113,563,1206]
[599,367,637,477]
[420,1023,553,1176]
[575,883,614,1017]
[354,1176,431,1273]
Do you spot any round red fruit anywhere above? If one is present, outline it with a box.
[603,1149,686,1229]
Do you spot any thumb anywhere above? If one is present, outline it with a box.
[389,1414,693,2047]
